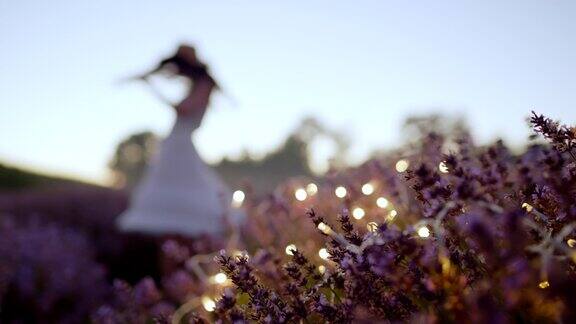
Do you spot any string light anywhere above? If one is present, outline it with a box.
[439,161,449,173]
[306,183,318,195]
[232,190,245,208]
[318,265,326,274]
[361,182,375,195]
[521,202,533,212]
[232,250,248,259]
[367,222,378,232]
[538,280,550,289]
[395,159,409,173]
[386,210,397,222]
[318,248,330,260]
[568,239,576,248]
[317,222,333,235]
[352,207,366,220]
[440,254,452,275]
[202,296,216,312]
[294,188,307,201]
[417,226,430,238]
[285,244,297,256]
[335,186,347,198]
[213,272,227,285]
[376,197,389,208]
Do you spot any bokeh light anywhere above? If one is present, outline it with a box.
[306,183,318,196]
[335,186,347,198]
[294,188,308,201]
[417,226,430,238]
[232,190,245,208]
[439,161,449,173]
[318,248,330,260]
[285,244,297,255]
[395,159,409,173]
[317,222,332,235]
[352,207,366,220]
[202,296,216,312]
[538,281,550,289]
[376,197,389,208]
[361,182,374,195]
[213,272,227,284]
[522,202,534,212]
[386,209,397,222]
[367,222,378,232]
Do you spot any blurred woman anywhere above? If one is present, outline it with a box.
[117,45,241,236]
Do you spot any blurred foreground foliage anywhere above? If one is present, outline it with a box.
[2,112,576,323]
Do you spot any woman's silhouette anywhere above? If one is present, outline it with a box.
[117,45,240,236]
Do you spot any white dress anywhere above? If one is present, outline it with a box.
[117,114,240,236]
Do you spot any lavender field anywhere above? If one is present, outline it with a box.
[1,112,575,323]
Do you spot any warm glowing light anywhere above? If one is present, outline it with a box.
[395,159,409,173]
[229,250,250,261]
[361,182,375,195]
[306,183,318,195]
[570,252,576,264]
[568,239,576,248]
[521,202,533,212]
[213,272,227,284]
[439,161,449,173]
[440,255,452,274]
[352,207,366,220]
[232,190,245,207]
[367,222,378,232]
[317,222,333,235]
[538,280,550,289]
[335,186,347,198]
[202,296,216,312]
[417,226,430,238]
[318,265,326,274]
[386,210,398,222]
[285,244,297,255]
[318,248,330,260]
[295,188,308,201]
[376,197,389,208]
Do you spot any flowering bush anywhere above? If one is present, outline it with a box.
[93,111,576,323]
[0,219,109,323]
[3,111,576,323]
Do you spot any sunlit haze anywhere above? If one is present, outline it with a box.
[1,1,575,184]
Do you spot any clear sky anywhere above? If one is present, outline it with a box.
[1,1,575,184]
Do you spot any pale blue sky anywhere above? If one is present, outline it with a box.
[1,1,575,184]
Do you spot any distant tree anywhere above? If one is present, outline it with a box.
[109,131,158,189]
[402,114,469,142]
[213,117,351,192]
[213,133,312,193]
[108,117,349,193]
[295,117,350,172]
